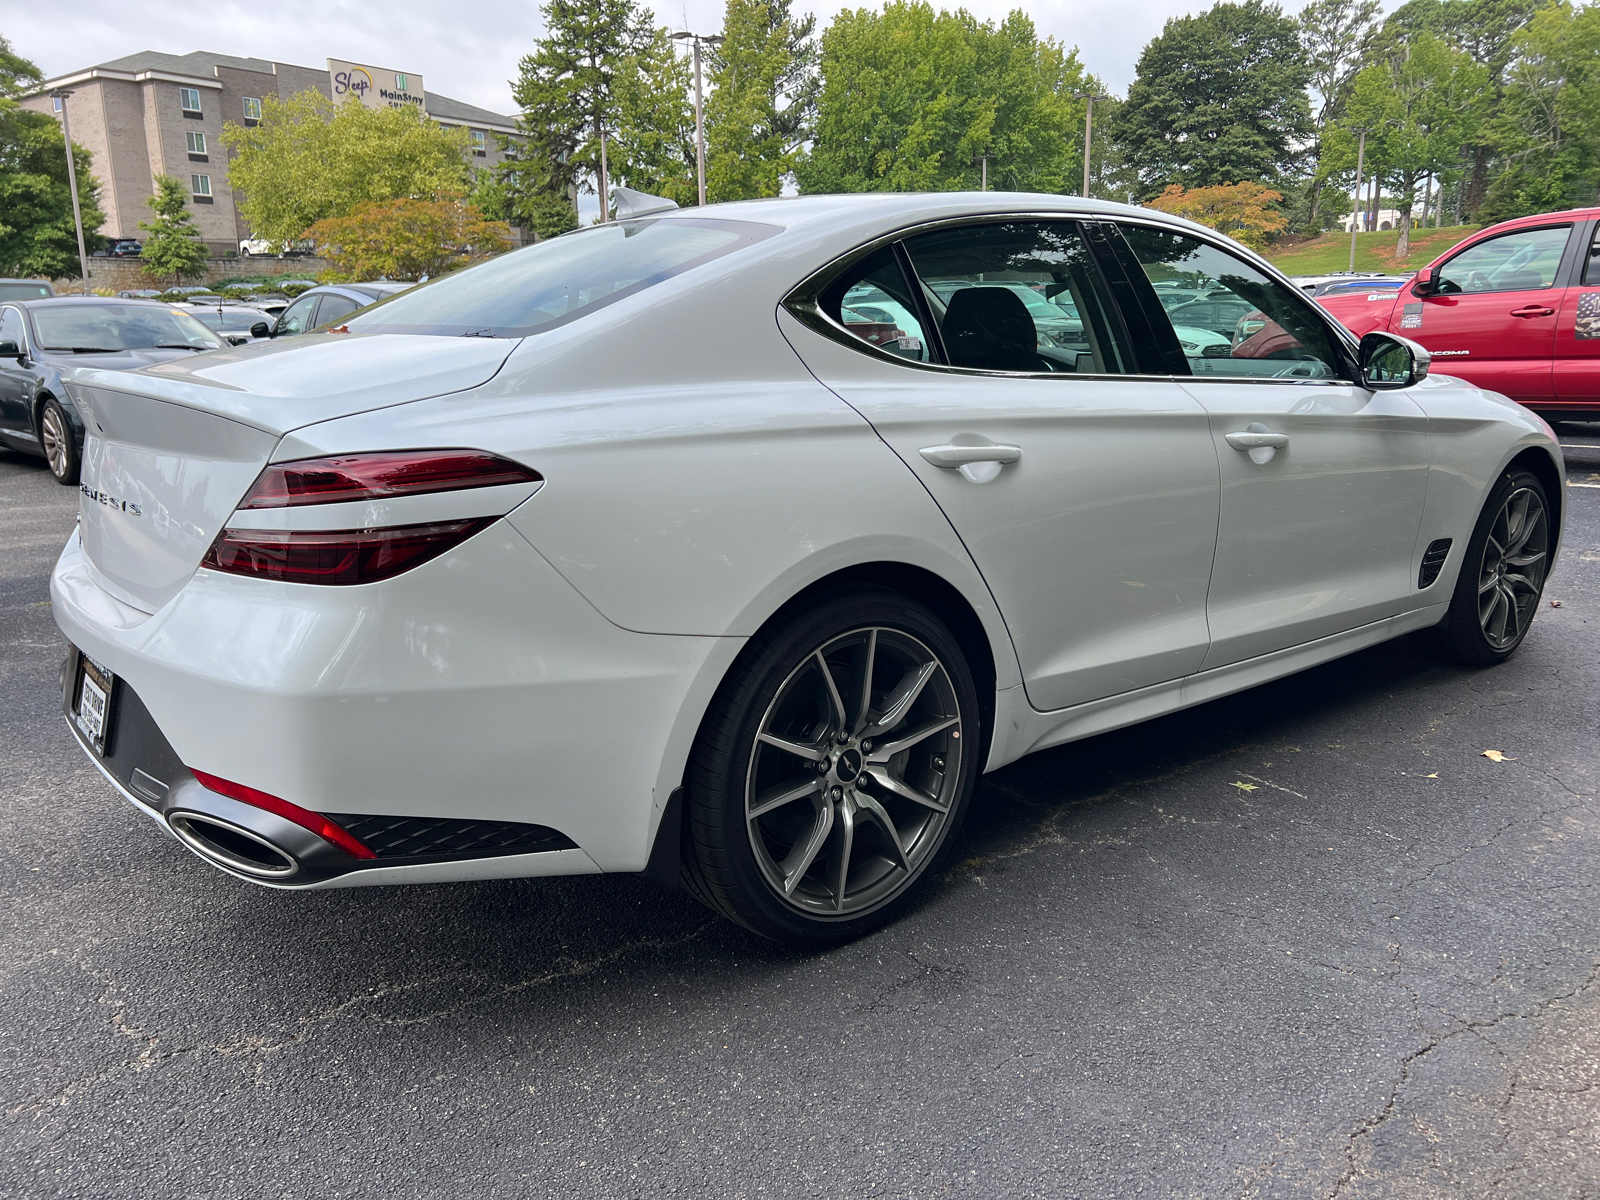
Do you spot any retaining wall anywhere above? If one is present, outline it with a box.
[50,256,334,292]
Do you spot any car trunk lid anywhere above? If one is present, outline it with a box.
[66,333,517,612]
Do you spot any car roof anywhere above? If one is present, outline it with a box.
[10,295,176,308]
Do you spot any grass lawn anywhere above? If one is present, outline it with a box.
[1266,225,1479,276]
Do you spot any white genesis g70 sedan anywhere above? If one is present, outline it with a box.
[52,193,1565,943]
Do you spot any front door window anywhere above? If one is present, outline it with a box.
[1437,227,1568,293]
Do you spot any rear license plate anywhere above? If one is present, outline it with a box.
[73,652,115,755]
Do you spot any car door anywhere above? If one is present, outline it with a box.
[780,219,1221,712]
[1401,223,1577,404]
[0,305,34,437]
[1113,222,1432,668]
[1551,218,1600,409]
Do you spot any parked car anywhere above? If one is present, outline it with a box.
[1312,276,1411,298]
[0,297,225,483]
[1317,208,1600,420]
[183,303,276,345]
[108,239,142,258]
[50,193,1563,945]
[0,279,54,301]
[1288,271,1391,295]
[115,289,162,300]
[238,239,314,258]
[267,282,415,337]
[242,293,291,317]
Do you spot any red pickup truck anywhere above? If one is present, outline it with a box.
[1317,208,1600,421]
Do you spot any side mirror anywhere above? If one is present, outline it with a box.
[250,322,271,339]
[1360,331,1430,390]
[1412,265,1441,297]
[0,340,21,359]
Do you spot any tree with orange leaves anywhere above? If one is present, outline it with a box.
[305,194,512,282]
[1145,182,1288,251]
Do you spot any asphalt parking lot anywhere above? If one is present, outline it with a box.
[2,432,1597,1199]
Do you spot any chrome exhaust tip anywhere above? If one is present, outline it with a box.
[168,811,300,879]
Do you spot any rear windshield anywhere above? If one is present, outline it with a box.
[0,282,52,300]
[32,304,225,351]
[343,217,779,338]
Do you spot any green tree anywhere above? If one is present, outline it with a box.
[138,175,208,286]
[1481,2,1600,219]
[799,3,1094,195]
[222,91,473,246]
[1116,0,1313,193]
[512,0,653,220]
[704,0,820,200]
[1327,34,1486,254]
[612,28,697,204]
[0,36,107,278]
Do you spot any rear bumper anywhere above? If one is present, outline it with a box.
[50,520,732,879]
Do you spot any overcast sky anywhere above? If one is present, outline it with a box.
[10,0,1343,116]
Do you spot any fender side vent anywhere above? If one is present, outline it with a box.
[1418,538,1453,588]
[321,814,578,860]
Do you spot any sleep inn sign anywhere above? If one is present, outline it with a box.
[328,58,426,112]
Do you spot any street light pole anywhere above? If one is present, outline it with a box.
[51,90,91,294]
[1073,93,1108,198]
[673,31,724,206]
[1348,127,1369,273]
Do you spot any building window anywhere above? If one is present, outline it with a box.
[470,130,487,157]
[186,131,206,155]
[242,96,261,124]
[52,96,63,112]
[191,174,213,204]
[179,87,202,115]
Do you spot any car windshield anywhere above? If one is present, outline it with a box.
[32,304,225,351]
[0,283,52,300]
[343,217,779,338]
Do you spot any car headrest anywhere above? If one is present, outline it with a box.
[943,287,1042,371]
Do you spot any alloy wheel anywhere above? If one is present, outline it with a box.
[41,405,69,480]
[745,626,964,918]
[1476,485,1548,650]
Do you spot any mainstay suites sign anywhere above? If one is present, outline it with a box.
[327,59,426,113]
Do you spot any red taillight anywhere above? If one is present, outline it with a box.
[201,518,493,585]
[189,769,376,859]
[239,450,541,509]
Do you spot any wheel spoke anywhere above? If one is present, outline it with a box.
[1504,492,1532,553]
[1501,583,1523,639]
[1505,548,1546,571]
[829,797,855,911]
[866,766,948,813]
[779,799,833,895]
[813,650,849,729]
[851,628,878,735]
[853,791,910,872]
[867,715,958,764]
[865,660,938,736]
[1503,569,1543,597]
[756,732,827,762]
[749,776,822,820]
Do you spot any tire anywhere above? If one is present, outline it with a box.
[1415,467,1552,666]
[681,586,982,944]
[39,398,80,486]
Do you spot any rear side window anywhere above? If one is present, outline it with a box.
[344,217,778,338]
[1119,227,1346,381]
[0,282,51,300]
[1437,226,1570,293]
[902,221,1131,374]
[817,246,934,363]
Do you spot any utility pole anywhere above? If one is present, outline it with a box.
[673,30,724,206]
[1347,127,1369,273]
[974,152,993,191]
[1073,93,1107,198]
[51,90,91,294]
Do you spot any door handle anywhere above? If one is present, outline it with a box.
[919,443,1021,483]
[918,444,1023,468]
[1509,304,1555,318]
[1223,430,1290,450]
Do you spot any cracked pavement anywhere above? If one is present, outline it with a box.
[2,428,1598,1199]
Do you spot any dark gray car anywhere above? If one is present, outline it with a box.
[269,282,415,337]
[0,297,225,484]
